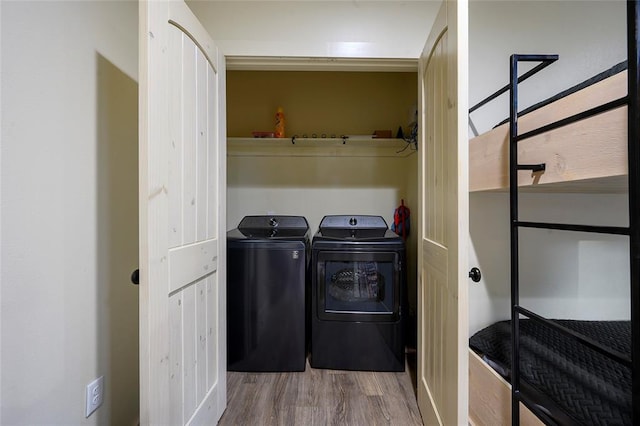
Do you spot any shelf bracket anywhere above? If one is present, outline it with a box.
[517,163,546,173]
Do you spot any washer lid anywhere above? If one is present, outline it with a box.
[237,215,309,238]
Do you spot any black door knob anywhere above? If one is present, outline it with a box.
[269,217,278,227]
[349,217,357,226]
[468,267,481,283]
[131,269,139,285]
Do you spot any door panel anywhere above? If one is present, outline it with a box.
[168,240,218,294]
[417,0,469,424]
[140,1,226,424]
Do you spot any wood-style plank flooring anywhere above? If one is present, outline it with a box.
[219,351,421,425]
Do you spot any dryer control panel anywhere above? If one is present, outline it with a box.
[319,215,388,239]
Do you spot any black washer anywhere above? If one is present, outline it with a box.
[227,215,310,372]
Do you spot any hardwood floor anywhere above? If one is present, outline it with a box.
[219,351,421,425]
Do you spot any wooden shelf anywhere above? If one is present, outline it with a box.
[227,137,416,158]
[469,70,628,194]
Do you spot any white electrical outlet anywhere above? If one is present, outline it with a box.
[85,376,104,418]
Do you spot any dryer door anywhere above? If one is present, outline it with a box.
[316,251,401,322]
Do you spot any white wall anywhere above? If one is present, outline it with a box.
[1,2,139,425]
[469,192,630,334]
[188,0,440,59]
[227,155,415,234]
[469,0,626,135]
[468,1,629,334]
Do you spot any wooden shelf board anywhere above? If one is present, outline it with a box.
[227,137,416,158]
[469,70,628,194]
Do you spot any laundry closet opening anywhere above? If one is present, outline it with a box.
[224,57,420,352]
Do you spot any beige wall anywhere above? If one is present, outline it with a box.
[227,155,416,235]
[1,1,139,424]
[227,71,418,138]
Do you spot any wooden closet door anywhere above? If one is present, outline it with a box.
[139,1,227,424]
[417,0,469,424]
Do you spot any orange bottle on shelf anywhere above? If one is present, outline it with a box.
[275,107,285,138]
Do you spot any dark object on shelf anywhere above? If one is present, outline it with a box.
[251,131,275,138]
[396,126,404,139]
[373,130,392,138]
